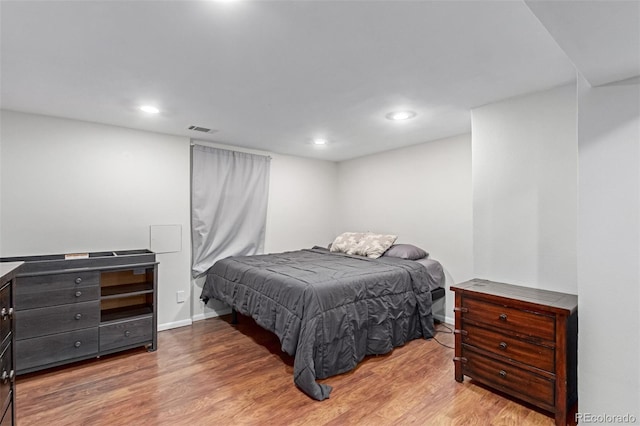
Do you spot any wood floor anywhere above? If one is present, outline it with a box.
[16,316,562,425]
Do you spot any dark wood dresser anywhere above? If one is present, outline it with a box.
[451,279,577,426]
[1,250,157,375]
[0,262,22,426]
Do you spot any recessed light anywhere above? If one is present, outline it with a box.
[140,105,160,114]
[312,138,328,145]
[385,111,416,121]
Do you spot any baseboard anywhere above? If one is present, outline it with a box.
[158,318,193,332]
[434,315,454,325]
[192,307,232,322]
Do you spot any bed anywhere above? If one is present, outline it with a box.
[200,245,445,400]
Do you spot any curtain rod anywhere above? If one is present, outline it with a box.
[190,141,272,159]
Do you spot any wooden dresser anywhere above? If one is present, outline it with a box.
[451,279,577,426]
[1,250,157,375]
[0,262,22,426]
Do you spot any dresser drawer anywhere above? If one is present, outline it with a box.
[100,316,153,352]
[0,284,11,346]
[16,285,99,310]
[462,297,555,341]
[462,347,555,407]
[16,328,98,372]
[18,271,99,291]
[0,341,11,415]
[15,301,99,340]
[16,271,99,309]
[462,322,555,372]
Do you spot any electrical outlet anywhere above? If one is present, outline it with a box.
[176,290,186,303]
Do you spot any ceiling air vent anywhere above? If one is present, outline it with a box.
[187,125,217,134]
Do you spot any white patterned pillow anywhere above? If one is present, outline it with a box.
[330,232,367,255]
[354,233,398,258]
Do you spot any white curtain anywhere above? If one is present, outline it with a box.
[191,144,271,277]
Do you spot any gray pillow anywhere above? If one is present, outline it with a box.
[383,244,428,260]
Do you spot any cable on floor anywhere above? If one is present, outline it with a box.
[433,321,455,349]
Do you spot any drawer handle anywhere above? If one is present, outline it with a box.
[75,313,83,320]
[453,357,468,364]
[75,277,82,284]
[453,307,469,313]
[0,369,13,384]
[499,370,507,378]
[0,307,13,320]
[453,329,468,336]
[74,341,82,348]
[75,291,82,297]
[499,313,507,321]
[499,342,508,350]
[124,330,131,337]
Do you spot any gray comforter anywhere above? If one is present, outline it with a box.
[200,248,437,400]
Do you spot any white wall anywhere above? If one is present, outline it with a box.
[577,75,640,418]
[264,154,339,254]
[0,110,192,329]
[471,84,578,294]
[336,134,474,322]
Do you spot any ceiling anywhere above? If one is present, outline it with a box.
[1,0,638,162]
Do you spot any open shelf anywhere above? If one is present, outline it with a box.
[100,268,154,314]
[101,305,153,323]
[101,282,153,298]
[101,269,152,287]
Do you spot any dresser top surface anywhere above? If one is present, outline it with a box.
[0,261,24,279]
[451,278,577,313]
[1,250,156,276]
